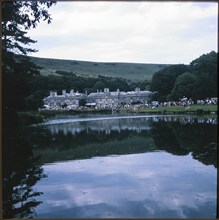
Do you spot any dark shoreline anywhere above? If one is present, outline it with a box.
[17,104,217,125]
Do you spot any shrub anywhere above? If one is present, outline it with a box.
[18,112,45,125]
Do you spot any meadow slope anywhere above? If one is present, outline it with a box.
[29,56,170,82]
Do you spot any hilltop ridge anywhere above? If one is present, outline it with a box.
[29,56,170,82]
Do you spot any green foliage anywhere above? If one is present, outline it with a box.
[190,51,217,99]
[93,80,106,91]
[79,99,86,107]
[2,1,55,58]
[150,51,217,101]
[2,56,42,111]
[139,80,151,90]
[2,1,55,116]
[190,51,217,74]
[111,78,130,91]
[17,112,45,125]
[25,90,46,110]
[150,64,188,101]
[171,72,197,99]
[18,73,135,110]
[55,70,76,76]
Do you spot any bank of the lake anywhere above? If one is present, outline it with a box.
[18,104,217,125]
[17,109,112,125]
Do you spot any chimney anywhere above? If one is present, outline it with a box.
[62,90,66,95]
[70,89,74,94]
[117,88,120,92]
[50,91,53,97]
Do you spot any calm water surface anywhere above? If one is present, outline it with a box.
[3,114,217,218]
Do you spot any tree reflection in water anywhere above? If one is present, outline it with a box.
[31,115,217,168]
[150,117,217,168]
[3,126,46,218]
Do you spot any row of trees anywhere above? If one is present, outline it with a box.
[150,51,217,102]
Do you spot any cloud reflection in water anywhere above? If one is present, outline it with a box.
[35,151,216,218]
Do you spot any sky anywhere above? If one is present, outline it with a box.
[28,1,218,64]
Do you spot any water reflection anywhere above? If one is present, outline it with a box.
[47,117,151,135]
[3,114,217,218]
[35,152,217,218]
[44,115,217,135]
[151,115,217,124]
[3,127,47,218]
[32,115,217,167]
[150,118,217,167]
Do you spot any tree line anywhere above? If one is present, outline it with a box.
[5,50,217,111]
[4,66,151,111]
[150,51,217,102]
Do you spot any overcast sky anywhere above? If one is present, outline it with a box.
[28,1,218,64]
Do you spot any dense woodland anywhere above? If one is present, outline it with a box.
[150,51,217,102]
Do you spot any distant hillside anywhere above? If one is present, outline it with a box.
[29,56,170,82]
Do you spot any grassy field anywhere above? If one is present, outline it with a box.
[29,56,170,82]
[133,104,217,114]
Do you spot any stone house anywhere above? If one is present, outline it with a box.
[43,89,86,109]
[43,88,153,110]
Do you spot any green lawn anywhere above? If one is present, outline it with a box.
[134,104,217,114]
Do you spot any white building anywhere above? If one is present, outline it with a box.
[43,88,153,110]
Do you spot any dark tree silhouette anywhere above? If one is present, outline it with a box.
[2,1,55,218]
[2,1,56,113]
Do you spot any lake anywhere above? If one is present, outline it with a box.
[3,113,217,218]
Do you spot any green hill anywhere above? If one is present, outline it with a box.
[29,56,170,82]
